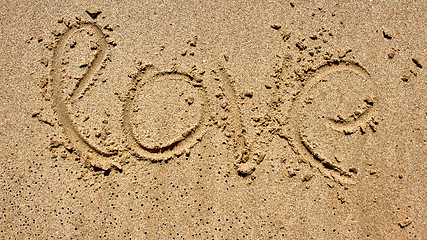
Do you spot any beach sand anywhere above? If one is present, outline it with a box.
[0,0,425,239]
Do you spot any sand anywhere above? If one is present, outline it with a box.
[0,0,425,239]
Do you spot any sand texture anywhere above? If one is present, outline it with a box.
[0,0,426,239]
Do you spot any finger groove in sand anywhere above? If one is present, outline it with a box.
[122,66,209,162]
[52,22,115,170]
[288,61,377,184]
